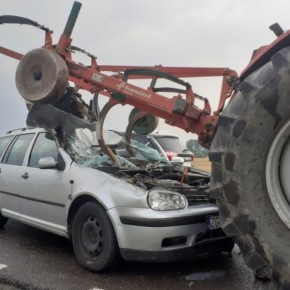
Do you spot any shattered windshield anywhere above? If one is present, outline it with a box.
[26,104,168,170]
[67,128,136,168]
[66,127,168,169]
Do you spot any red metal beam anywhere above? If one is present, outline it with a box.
[0,46,23,60]
[97,65,235,79]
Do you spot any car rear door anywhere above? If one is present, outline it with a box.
[0,133,35,219]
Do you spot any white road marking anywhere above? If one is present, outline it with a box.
[89,288,105,290]
[0,263,7,270]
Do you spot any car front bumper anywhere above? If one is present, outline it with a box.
[107,205,233,262]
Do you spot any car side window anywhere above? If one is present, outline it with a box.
[0,136,13,159]
[29,132,59,168]
[4,134,34,166]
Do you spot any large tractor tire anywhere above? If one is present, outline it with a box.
[210,47,290,289]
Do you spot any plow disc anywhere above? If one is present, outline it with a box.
[15,48,68,104]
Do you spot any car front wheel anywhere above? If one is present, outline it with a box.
[72,201,120,272]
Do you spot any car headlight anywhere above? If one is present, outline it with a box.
[148,190,187,211]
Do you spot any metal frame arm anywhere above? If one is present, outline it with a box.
[0,1,238,148]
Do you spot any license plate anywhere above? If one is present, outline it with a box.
[206,215,220,229]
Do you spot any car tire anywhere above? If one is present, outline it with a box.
[0,212,8,228]
[72,201,120,272]
[210,47,290,287]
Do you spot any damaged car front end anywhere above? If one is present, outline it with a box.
[25,104,235,269]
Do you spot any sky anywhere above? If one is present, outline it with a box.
[0,0,289,144]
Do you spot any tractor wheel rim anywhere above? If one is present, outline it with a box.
[266,119,290,230]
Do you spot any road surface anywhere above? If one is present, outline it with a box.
[0,220,277,290]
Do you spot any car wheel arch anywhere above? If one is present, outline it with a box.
[67,194,107,239]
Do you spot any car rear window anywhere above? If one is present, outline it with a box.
[4,134,34,166]
[154,136,186,152]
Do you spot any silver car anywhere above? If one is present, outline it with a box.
[0,116,233,272]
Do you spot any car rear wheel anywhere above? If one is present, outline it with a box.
[72,201,120,272]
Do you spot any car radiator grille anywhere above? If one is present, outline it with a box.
[169,186,212,207]
[183,192,211,206]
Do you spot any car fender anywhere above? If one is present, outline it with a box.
[68,163,149,211]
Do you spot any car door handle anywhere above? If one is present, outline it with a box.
[21,172,29,179]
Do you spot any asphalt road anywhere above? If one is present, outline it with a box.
[0,220,278,290]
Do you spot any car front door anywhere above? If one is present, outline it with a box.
[19,132,72,233]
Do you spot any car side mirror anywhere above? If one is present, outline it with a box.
[38,156,59,169]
